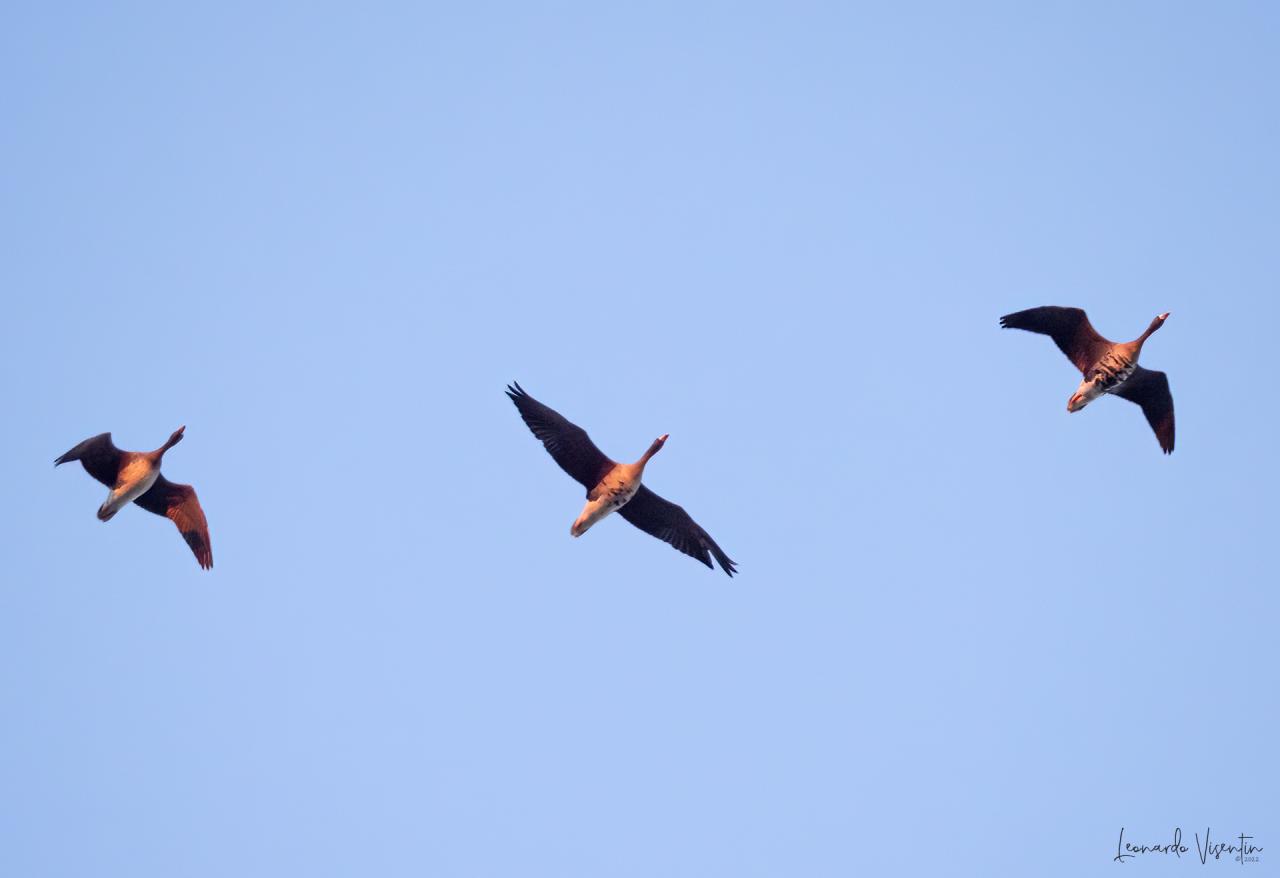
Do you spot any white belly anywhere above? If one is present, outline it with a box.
[1073,376,1111,407]
[100,462,160,519]
[570,477,640,537]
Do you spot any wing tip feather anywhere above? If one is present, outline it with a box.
[715,550,738,578]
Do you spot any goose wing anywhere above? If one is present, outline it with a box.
[617,485,737,577]
[54,432,123,487]
[506,382,616,492]
[1113,366,1175,454]
[134,476,214,569]
[1000,306,1113,375]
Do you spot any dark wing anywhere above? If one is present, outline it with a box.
[1000,306,1113,375]
[617,485,737,577]
[54,432,123,487]
[1113,367,1175,454]
[506,382,615,492]
[134,476,214,569]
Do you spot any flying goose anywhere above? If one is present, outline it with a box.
[506,382,737,576]
[55,427,213,569]
[1000,307,1175,453]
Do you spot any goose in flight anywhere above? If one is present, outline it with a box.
[506,383,737,576]
[1000,307,1175,453]
[55,426,213,569]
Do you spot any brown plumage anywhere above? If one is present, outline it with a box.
[1000,307,1175,453]
[506,382,736,576]
[54,427,213,569]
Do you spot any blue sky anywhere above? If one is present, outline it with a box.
[2,2,1277,874]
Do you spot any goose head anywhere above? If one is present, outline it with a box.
[640,433,669,464]
[1140,312,1170,342]
[161,425,186,453]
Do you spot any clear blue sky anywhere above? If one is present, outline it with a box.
[2,2,1276,875]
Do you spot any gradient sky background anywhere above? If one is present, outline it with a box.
[2,2,1277,875]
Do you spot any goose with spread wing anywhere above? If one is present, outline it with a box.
[506,382,736,576]
[55,426,213,569]
[1000,307,1175,454]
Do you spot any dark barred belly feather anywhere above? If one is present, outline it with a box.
[1091,351,1136,394]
